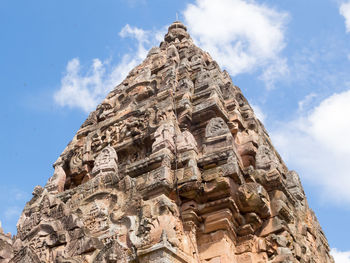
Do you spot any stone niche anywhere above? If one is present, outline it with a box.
[91,146,118,177]
[203,117,234,155]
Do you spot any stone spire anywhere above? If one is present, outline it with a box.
[4,22,334,263]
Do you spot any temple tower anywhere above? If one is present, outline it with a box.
[7,22,334,263]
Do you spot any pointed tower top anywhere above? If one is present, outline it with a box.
[169,21,187,30]
[164,21,190,43]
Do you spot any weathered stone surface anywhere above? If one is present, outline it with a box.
[4,21,334,262]
[0,222,14,263]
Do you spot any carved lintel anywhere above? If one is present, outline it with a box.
[137,231,194,263]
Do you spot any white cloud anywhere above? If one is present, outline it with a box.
[259,58,289,90]
[271,89,350,204]
[297,93,317,112]
[54,25,157,112]
[120,24,146,41]
[11,189,29,201]
[122,0,146,8]
[251,103,266,123]
[331,248,350,263]
[55,1,290,111]
[285,37,350,98]
[4,206,21,220]
[340,1,350,33]
[183,0,289,89]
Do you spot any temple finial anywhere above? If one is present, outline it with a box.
[164,21,190,43]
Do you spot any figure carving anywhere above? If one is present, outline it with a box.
[176,129,198,153]
[91,146,118,177]
[45,164,66,193]
[205,117,230,137]
[152,122,176,153]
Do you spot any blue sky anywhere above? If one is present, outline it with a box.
[1,0,350,261]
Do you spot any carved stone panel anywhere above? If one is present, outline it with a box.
[152,123,176,153]
[92,146,118,177]
[205,117,230,138]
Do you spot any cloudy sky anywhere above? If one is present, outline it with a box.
[1,0,350,261]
